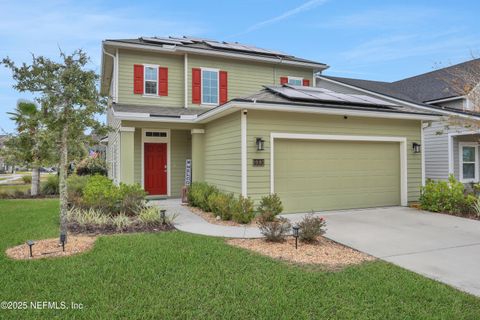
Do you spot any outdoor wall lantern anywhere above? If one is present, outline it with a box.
[160,209,166,225]
[256,138,265,151]
[60,232,67,252]
[292,225,300,249]
[26,240,35,258]
[412,142,421,153]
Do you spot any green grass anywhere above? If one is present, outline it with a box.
[0,184,30,194]
[1,199,479,319]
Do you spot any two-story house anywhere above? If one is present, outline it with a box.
[101,36,441,213]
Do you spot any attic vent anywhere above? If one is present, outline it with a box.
[145,131,167,137]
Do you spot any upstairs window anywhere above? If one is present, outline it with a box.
[288,76,303,86]
[202,69,219,104]
[144,66,158,95]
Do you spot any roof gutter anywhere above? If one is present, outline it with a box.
[103,40,328,70]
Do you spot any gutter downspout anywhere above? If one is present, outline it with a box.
[103,48,117,102]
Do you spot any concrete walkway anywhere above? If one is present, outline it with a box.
[152,199,262,238]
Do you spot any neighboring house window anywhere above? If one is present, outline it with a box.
[288,76,303,86]
[144,66,158,95]
[459,143,478,182]
[202,69,219,104]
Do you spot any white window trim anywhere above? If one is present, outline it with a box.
[200,67,220,106]
[459,142,479,183]
[143,64,159,96]
[269,133,408,206]
[141,128,171,196]
[287,76,303,85]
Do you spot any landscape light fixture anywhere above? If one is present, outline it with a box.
[256,138,265,151]
[412,142,421,153]
[60,232,67,252]
[160,209,166,225]
[27,240,35,258]
[292,226,300,249]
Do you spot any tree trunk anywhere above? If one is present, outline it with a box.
[59,124,69,236]
[31,166,40,196]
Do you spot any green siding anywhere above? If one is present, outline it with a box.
[170,130,192,196]
[118,49,185,107]
[120,130,135,184]
[116,49,314,108]
[187,55,313,108]
[275,140,401,213]
[246,110,422,204]
[204,111,241,194]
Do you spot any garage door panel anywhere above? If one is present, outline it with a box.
[274,139,401,213]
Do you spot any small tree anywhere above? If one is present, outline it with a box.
[2,50,107,235]
[2,101,55,195]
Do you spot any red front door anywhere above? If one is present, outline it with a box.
[144,143,167,195]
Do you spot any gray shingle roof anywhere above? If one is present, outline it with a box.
[323,59,480,104]
[104,36,327,68]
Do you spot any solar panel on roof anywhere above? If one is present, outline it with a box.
[142,37,183,45]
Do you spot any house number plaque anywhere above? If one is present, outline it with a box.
[253,159,265,167]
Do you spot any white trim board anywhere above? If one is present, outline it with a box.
[269,133,408,206]
[141,128,171,197]
[458,142,479,183]
[241,110,248,196]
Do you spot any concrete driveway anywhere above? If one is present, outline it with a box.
[282,207,480,297]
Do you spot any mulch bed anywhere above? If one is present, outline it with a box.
[409,203,480,221]
[6,236,97,260]
[67,222,175,236]
[187,205,258,227]
[227,237,375,269]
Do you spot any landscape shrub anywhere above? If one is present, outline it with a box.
[420,175,470,214]
[297,213,326,243]
[41,175,59,195]
[257,193,283,222]
[208,192,234,220]
[66,174,90,205]
[67,207,110,227]
[111,213,131,231]
[138,206,163,226]
[258,216,291,242]
[232,196,255,224]
[82,175,146,215]
[76,157,108,176]
[118,183,147,216]
[22,175,32,184]
[187,182,219,211]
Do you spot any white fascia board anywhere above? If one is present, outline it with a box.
[112,100,441,125]
[229,101,442,121]
[103,41,328,70]
[317,76,480,119]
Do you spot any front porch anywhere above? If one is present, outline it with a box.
[116,121,206,198]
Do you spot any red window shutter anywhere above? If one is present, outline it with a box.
[280,76,288,85]
[133,64,144,94]
[303,79,310,86]
[192,68,201,104]
[219,70,228,104]
[158,67,168,96]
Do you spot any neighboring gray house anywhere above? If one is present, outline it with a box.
[317,58,480,184]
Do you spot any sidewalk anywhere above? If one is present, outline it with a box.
[151,198,263,238]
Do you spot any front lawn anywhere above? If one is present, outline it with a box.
[1,199,479,319]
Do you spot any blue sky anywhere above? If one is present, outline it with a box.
[1,0,479,132]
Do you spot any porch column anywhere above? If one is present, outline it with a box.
[191,129,205,182]
[120,127,135,185]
